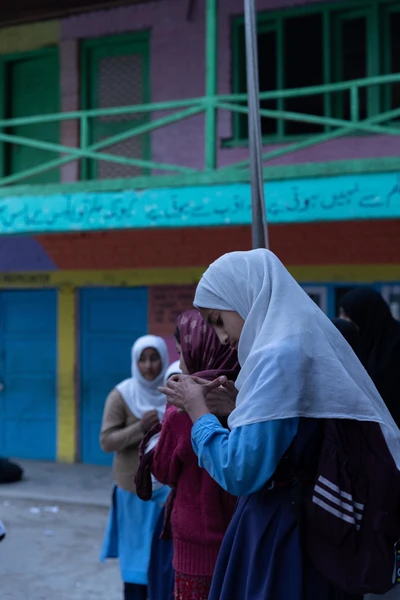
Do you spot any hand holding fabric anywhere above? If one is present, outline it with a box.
[159,374,225,423]
[141,409,159,433]
[192,376,237,417]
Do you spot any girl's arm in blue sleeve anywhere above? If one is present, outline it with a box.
[191,415,299,497]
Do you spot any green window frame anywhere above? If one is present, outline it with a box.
[230,0,400,144]
[381,2,400,112]
[0,47,60,183]
[80,31,150,181]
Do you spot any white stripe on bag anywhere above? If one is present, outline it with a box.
[317,475,365,511]
[314,485,363,521]
[312,495,361,530]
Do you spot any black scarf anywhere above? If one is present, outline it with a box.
[340,288,400,426]
[331,317,364,363]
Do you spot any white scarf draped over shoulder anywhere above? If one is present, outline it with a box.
[116,335,169,420]
[194,249,400,470]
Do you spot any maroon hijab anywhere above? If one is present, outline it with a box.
[177,309,240,381]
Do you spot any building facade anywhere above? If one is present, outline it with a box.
[0,0,399,464]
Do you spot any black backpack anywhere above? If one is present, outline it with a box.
[304,419,400,595]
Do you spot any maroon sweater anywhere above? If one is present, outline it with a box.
[152,405,237,576]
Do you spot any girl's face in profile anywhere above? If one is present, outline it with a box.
[175,340,189,375]
[138,347,162,381]
[199,308,244,350]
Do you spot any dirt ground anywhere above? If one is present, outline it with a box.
[1,496,400,600]
[0,498,121,600]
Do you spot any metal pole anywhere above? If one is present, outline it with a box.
[244,0,269,249]
[205,0,217,171]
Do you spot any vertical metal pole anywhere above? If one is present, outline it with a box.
[205,0,217,171]
[244,0,269,249]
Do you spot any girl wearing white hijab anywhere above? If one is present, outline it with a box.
[161,250,400,600]
[100,335,170,600]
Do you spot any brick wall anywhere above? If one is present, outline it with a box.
[35,219,400,270]
[270,220,400,265]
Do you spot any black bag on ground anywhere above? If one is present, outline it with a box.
[0,457,23,483]
[304,419,400,596]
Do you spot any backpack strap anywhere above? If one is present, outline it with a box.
[266,452,306,555]
[282,451,307,599]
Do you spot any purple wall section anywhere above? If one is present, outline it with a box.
[59,0,400,179]
[0,237,57,272]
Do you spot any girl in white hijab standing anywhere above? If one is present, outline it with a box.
[161,250,400,600]
[100,335,170,600]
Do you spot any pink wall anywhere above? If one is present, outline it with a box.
[59,0,399,180]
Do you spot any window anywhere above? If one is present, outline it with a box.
[333,12,368,120]
[284,14,324,135]
[81,32,150,180]
[382,3,400,115]
[302,286,328,314]
[389,12,400,109]
[381,286,400,320]
[0,48,60,184]
[232,1,400,142]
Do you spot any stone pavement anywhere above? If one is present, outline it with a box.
[0,496,120,600]
[0,460,120,599]
[0,459,114,507]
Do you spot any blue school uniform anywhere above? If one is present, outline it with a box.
[101,485,169,585]
[147,505,175,600]
[192,414,362,600]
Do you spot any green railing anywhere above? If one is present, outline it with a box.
[0,72,400,188]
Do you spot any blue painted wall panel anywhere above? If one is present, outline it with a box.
[0,290,57,460]
[80,287,148,465]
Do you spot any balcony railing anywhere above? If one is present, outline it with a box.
[0,72,400,190]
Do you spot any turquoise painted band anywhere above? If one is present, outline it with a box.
[0,172,399,234]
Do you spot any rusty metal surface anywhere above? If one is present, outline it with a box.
[0,0,155,26]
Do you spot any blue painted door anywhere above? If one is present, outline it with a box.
[80,288,148,465]
[0,290,57,460]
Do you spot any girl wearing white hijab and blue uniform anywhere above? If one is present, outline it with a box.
[100,335,170,600]
[161,250,400,600]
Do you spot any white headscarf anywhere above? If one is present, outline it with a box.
[145,359,183,492]
[165,360,182,382]
[145,360,183,455]
[194,249,400,469]
[116,335,169,420]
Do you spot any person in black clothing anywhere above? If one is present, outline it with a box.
[339,288,400,426]
[331,318,364,363]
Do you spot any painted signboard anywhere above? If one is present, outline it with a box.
[0,172,399,234]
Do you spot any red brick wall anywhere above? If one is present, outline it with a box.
[270,220,400,265]
[36,227,252,269]
[36,219,400,270]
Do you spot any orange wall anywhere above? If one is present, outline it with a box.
[36,220,400,270]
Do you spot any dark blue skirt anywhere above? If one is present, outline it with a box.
[209,420,363,600]
[147,507,175,600]
[210,486,362,600]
